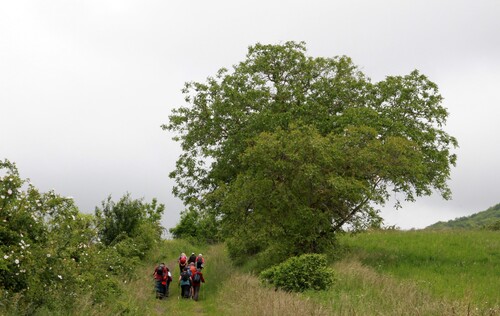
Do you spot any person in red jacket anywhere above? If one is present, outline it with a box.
[188,262,197,297]
[153,263,171,299]
[191,268,205,301]
[189,262,197,275]
[178,252,188,274]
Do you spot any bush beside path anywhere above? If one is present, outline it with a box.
[101,235,500,316]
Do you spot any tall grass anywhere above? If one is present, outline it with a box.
[53,230,499,315]
[339,230,500,309]
[217,273,332,315]
[53,239,203,315]
[308,259,498,316]
[118,241,332,315]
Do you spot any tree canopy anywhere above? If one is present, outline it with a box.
[163,42,457,261]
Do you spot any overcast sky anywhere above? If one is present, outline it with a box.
[1,0,499,230]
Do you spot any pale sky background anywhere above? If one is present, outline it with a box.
[1,0,499,230]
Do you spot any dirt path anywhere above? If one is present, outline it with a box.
[126,244,229,315]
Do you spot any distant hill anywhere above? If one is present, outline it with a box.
[426,203,500,230]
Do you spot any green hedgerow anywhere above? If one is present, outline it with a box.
[259,253,335,292]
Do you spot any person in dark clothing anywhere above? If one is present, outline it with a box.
[179,266,192,298]
[196,253,205,270]
[188,252,197,264]
[191,268,205,301]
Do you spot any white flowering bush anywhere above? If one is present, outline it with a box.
[0,160,165,314]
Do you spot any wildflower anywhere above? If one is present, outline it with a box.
[3,255,8,259]
[71,215,76,220]
[47,254,51,258]
[7,189,12,195]
[14,259,19,264]
[0,195,5,199]
[58,275,63,279]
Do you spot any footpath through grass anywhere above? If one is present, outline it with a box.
[81,231,499,315]
[112,240,332,315]
[113,240,229,315]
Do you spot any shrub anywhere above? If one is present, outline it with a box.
[484,220,500,231]
[259,253,335,292]
[95,194,164,247]
[0,160,163,314]
[169,207,221,244]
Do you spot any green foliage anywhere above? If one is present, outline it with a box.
[0,159,103,312]
[260,254,335,292]
[0,160,165,315]
[485,220,500,231]
[427,203,500,230]
[340,230,500,305]
[170,207,221,244]
[94,193,164,252]
[164,41,458,262]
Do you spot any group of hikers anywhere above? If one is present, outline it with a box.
[153,252,206,301]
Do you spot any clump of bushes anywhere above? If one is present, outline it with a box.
[0,159,165,315]
[259,253,335,292]
[483,220,500,231]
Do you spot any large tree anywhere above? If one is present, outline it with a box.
[164,42,457,261]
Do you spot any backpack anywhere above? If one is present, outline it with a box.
[193,272,201,283]
[181,271,190,282]
[180,256,187,265]
[157,265,164,276]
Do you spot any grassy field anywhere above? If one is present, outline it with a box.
[61,230,499,315]
[65,240,331,315]
[336,230,500,310]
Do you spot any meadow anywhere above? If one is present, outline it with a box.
[338,230,500,306]
[81,230,500,315]
[8,230,498,315]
